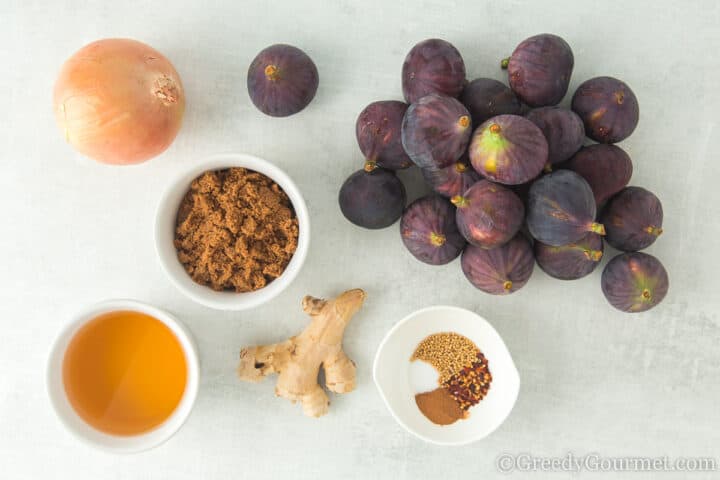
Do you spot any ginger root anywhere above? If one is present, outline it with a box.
[237,288,366,417]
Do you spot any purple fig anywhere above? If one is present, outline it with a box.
[602,252,669,312]
[527,170,605,246]
[400,195,466,265]
[402,39,466,104]
[461,234,534,295]
[535,232,603,280]
[601,187,663,252]
[339,162,406,229]
[451,180,524,249]
[505,34,574,107]
[572,76,639,143]
[355,100,412,170]
[526,107,584,168]
[469,114,548,185]
[564,144,633,207]
[401,93,472,169]
[460,78,521,124]
[247,44,319,117]
[421,153,480,198]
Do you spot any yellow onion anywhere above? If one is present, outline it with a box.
[53,38,185,165]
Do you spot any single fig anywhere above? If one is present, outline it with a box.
[356,100,412,170]
[461,234,534,295]
[402,39,466,104]
[401,94,472,169]
[400,195,466,265]
[535,232,603,280]
[527,170,605,246]
[564,144,633,207]
[525,106,584,168]
[506,34,574,107]
[601,252,669,312]
[338,162,406,229]
[571,76,639,143]
[468,114,548,185]
[421,153,480,198]
[452,180,524,249]
[247,44,318,117]
[601,187,663,252]
[460,78,521,124]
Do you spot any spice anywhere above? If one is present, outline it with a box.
[411,332,492,425]
[414,388,466,426]
[174,168,299,292]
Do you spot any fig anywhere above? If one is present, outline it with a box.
[526,107,584,168]
[505,34,574,107]
[338,162,406,229]
[534,232,603,280]
[402,39,466,104]
[461,234,534,295]
[601,252,669,313]
[355,100,413,170]
[565,144,633,206]
[401,94,472,169]
[468,114,548,185]
[571,76,639,143]
[400,195,466,265]
[527,170,605,246]
[451,180,524,249]
[421,153,480,198]
[601,187,663,252]
[460,78,521,124]
[247,44,319,117]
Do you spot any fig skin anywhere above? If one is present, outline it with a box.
[601,187,663,252]
[338,162,406,229]
[461,234,534,295]
[356,101,413,170]
[402,39,466,104]
[468,114,548,185]
[460,78,521,124]
[452,180,524,249]
[506,34,574,107]
[400,195,466,265]
[421,153,480,198]
[526,107,584,168]
[564,144,633,207]
[247,44,319,117]
[401,94,472,169]
[535,232,604,280]
[601,252,669,313]
[571,76,639,143]
[527,170,605,246]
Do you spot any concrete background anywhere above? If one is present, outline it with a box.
[1,0,718,478]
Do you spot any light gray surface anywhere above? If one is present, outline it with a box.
[1,0,719,478]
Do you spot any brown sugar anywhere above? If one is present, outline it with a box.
[174,168,299,292]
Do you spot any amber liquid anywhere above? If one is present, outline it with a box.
[62,310,188,436]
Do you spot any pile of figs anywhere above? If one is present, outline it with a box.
[339,34,669,313]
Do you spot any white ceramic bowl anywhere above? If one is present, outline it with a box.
[46,299,200,453]
[155,153,310,310]
[373,306,520,446]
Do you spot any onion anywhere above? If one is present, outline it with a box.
[53,38,185,165]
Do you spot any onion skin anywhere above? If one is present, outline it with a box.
[53,38,185,165]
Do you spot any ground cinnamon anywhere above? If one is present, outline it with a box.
[174,168,299,292]
[415,388,466,425]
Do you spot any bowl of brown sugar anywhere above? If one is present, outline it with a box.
[155,153,309,310]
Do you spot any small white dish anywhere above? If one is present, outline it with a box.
[46,299,200,453]
[373,306,520,446]
[155,153,310,310]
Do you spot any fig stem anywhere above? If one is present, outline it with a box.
[589,222,606,235]
[543,162,553,173]
[503,280,513,291]
[429,232,446,247]
[458,115,470,129]
[264,64,279,81]
[642,288,652,300]
[364,160,378,173]
[583,250,603,262]
[500,57,509,69]
[450,195,468,208]
[489,123,502,135]
[645,226,663,236]
[455,162,467,173]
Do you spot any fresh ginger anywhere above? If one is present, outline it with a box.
[237,289,366,417]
